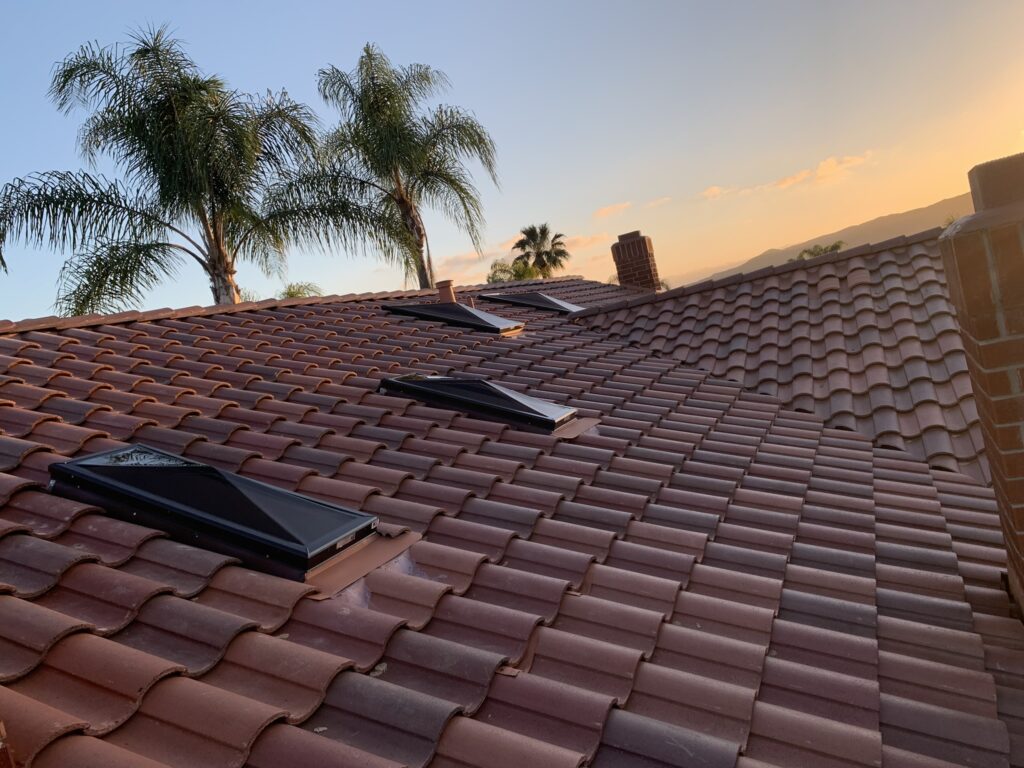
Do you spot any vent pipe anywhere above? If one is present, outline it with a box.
[436,279,457,304]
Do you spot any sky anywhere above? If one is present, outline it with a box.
[2,1,1024,319]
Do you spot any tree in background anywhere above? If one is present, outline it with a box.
[0,27,398,314]
[791,240,845,262]
[278,281,324,298]
[486,258,538,283]
[318,44,498,289]
[511,224,570,278]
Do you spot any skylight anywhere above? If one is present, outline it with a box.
[379,374,578,432]
[386,302,524,334]
[49,445,378,580]
[480,291,586,314]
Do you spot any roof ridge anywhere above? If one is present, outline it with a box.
[0,275,600,336]
[570,226,946,319]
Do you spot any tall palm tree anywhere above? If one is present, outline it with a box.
[318,44,498,289]
[511,224,571,278]
[0,27,397,314]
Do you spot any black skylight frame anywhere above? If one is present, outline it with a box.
[386,302,525,334]
[379,374,578,433]
[480,291,586,314]
[49,445,378,581]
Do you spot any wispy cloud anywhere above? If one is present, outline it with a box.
[772,169,812,190]
[813,153,870,183]
[645,196,672,209]
[593,201,632,219]
[703,151,873,200]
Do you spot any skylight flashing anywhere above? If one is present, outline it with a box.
[378,374,578,433]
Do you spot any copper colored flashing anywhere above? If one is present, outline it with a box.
[305,529,421,598]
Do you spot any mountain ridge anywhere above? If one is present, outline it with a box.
[678,192,971,284]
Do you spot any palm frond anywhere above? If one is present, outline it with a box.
[0,171,176,263]
[255,167,411,264]
[56,239,184,315]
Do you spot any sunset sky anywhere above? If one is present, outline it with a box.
[2,1,1024,318]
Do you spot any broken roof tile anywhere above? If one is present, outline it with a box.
[104,676,284,768]
[200,631,349,723]
[301,671,460,768]
[34,562,170,634]
[194,565,314,632]
[0,596,90,681]
[279,598,404,671]
[112,594,258,674]
[520,626,642,702]
[371,627,503,712]
[592,709,740,768]
[8,632,182,734]
[432,714,586,768]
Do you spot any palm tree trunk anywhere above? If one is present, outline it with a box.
[206,247,240,305]
[396,195,432,290]
[209,266,240,304]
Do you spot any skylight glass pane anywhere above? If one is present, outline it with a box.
[386,302,524,334]
[481,292,586,314]
[378,375,577,432]
[51,445,378,580]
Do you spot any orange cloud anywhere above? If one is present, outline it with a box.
[703,151,872,199]
[772,169,812,190]
[593,201,632,218]
[813,152,871,183]
[645,196,672,208]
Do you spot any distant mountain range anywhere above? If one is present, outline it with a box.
[703,192,972,281]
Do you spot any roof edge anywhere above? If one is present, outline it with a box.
[569,226,945,320]
[0,274,611,336]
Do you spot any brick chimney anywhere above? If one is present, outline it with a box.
[612,231,661,292]
[940,151,1024,604]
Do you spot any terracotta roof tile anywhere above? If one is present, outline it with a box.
[104,676,284,768]
[0,596,90,681]
[301,671,460,768]
[34,563,170,634]
[279,599,404,671]
[112,594,257,674]
[8,632,181,735]
[0,275,1017,766]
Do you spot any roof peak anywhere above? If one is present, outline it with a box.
[571,226,945,319]
[0,275,606,337]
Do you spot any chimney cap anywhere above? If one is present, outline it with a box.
[436,279,453,288]
[617,231,643,242]
[969,152,1024,212]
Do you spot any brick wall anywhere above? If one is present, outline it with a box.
[940,152,1024,603]
[611,231,661,292]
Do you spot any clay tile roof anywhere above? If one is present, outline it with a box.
[578,230,989,483]
[0,273,1019,768]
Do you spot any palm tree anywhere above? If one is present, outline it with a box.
[278,281,324,298]
[0,27,396,314]
[318,44,498,289]
[486,258,538,283]
[511,224,571,278]
[791,240,845,262]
